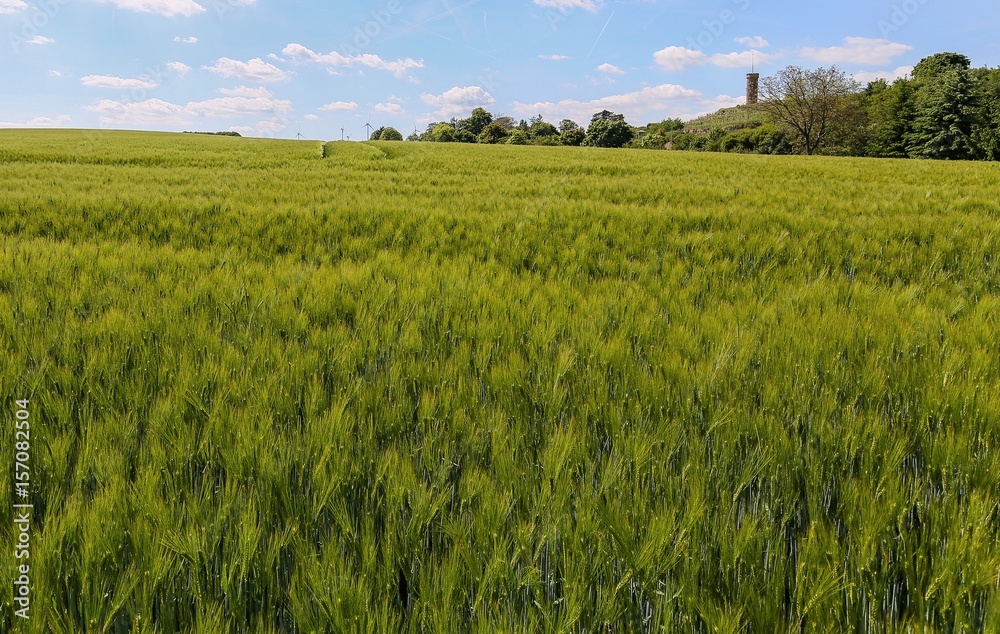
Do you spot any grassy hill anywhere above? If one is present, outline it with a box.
[683,104,769,132]
[1,129,999,632]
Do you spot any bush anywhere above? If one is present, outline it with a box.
[478,122,509,144]
[506,130,529,145]
[429,124,457,143]
[583,119,635,148]
[561,129,586,146]
[374,127,404,141]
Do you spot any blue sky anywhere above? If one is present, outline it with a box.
[2,0,998,138]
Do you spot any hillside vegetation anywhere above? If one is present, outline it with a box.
[1,130,999,632]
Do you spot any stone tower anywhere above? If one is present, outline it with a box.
[746,73,760,105]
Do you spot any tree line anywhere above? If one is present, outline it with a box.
[367,52,999,161]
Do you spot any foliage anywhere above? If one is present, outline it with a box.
[912,52,972,81]
[505,129,529,145]
[906,67,980,160]
[375,127,404,142]
[716,124,793,154]
[461,107,494,137]
[760,65,862,155]
[560,128,585,146]
[583,112,635,148]
[559,119,581,133]
[864,79,916,158]
[184,131,243,137]
[528,121,560,141]
[428,123,458,143]
[1,130,1000,632]
[477,122,509,145]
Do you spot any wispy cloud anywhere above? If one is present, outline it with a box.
[81,74,159,89]
[282,43,423,79]
[202,57,289,83]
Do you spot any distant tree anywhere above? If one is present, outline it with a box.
[906,66,979,160]
[376,126,404,141]
[493,116,517,130]
[406,131,420,142]
[457,107,494,137]
[369,126,386,141]
[507,130,529,145]
[646,118,684,135]
[528,120,559,140]
[560,128,586,146]
[429,124,458,142]
[477,122,509,144]
[912,52,971,82]
[972,67,1000,160]
[591,110,625,123]
[760,65,861,155]
[559,119,581,134]
[864,79,915,158]
[583,111,634,148]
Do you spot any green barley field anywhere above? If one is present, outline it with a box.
[1,129,999,633]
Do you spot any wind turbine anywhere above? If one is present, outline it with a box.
[295,125,304,140]
[341,127,345,141]
[364,114,374,141]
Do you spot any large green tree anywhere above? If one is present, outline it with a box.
[864,78,916,158]
[906,67,979,160]
[972,67,1000,161]
[583,111,634,148]
[760,65,860,155]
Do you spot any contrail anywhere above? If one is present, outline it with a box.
[586,11,615,59]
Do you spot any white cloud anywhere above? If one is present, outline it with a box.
[654,46,776,72]
[708,50,775,69]
[202,57,289,83]
[319,101,358,111]
[0,0,28,13]
[27,36,55,45]
[540,54,571,61]
[185,96,293,118]
[256,119,287,132]
[597,63,625,75]
[653,46,708,72]
[533,0,603,11]
[47,70,64,78]
[87,98,188,125]
[421,86,495,117]
[97,0,206,18]
[218,85,273,98]
[282,43,423,79]
[228,125,255,135]
[853,65,914,84]
[81,74,159,89]
[735,36,769,48]
[513,84,736,126]
[800,37,912,66]
[304,114,320,121]
[87,92,292,126]
[173,36,198,44]
[0,114,72,128]
[167,61,191,77]
[374,102,405,115]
